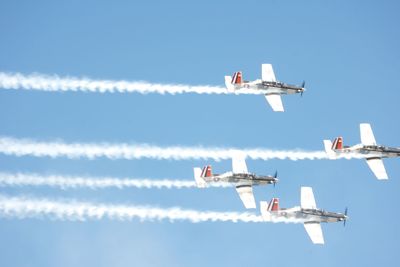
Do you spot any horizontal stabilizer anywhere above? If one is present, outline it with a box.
[224,76,234,92]
[265,94,284,112]
[260,201,272,221]
[366,158,388,180]
[193,167,207,188]
[323,140,337,159]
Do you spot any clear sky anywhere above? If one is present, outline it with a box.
[0,0,400,266]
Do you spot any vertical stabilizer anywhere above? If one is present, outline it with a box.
[225,71,242,92]
[267,198,280,211]
[201,165,212,177]
[332,137,343,150]
[231,71,242,84]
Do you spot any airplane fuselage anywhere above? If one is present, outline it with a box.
[202,171,277,186]
[334,144,400,158]
[234,79,304,95]
[269,207,347,223]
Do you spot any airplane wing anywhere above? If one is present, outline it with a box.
[366,157,388,180]
[232,155,248,173]
[261,64,276,82]
[235,185,256,209]
[300,187,317,209]
[265,94,284,112]
[304,222,325,244]
[360,123,377,145]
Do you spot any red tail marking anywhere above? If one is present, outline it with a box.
[332,137,343,150]
[231,71,242,84]
[267,198,279,211]
[201,165,212,177]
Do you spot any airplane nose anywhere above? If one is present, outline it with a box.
[342,215,349,226]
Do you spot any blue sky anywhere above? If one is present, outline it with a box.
[0,0,400,266]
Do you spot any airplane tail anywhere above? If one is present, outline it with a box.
[193,167,207,188]
[260,198,279,221]
[193,165,212,188]
[267,198,280,211]
[224,76,234,92]
[323,139,338,159]
[201,165,213,177]
[224,71,242,92]
[331,137,344,150]
[231,71,242,84]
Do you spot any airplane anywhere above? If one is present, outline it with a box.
[193,156,278,209]
[260,187,348,245]
[224,64,305,112]
[323,123,400,180]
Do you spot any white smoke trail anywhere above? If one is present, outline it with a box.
[0,72,265,95]
[0,195,264,223]
[0,172,230,189]
[0,136,348,161]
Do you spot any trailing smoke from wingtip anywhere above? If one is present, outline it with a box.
[0,136,344,161]
[0,172,231,189]
[0,195,264,223]
[0,72,266,95]
[0,195,305,224]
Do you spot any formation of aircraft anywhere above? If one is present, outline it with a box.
[260,187,348,244]
[224,64,305,112]
[193,156,278,209]
[324,123,400,180]
[188,66,397,245]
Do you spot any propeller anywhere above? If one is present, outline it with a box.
[273,170,278,187]
[343,207,348,227]
[300,81,306,97]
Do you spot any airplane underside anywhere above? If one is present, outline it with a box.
[270,210,343,224]
[236,84,299,95]
[204,175,274,186]
[360,147,400,158]
[343,148,400,158]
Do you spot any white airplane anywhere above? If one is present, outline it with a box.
[324,123,400,180]
[224,64,305,112]
[193,156,278,209]
[260,187,348,245]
